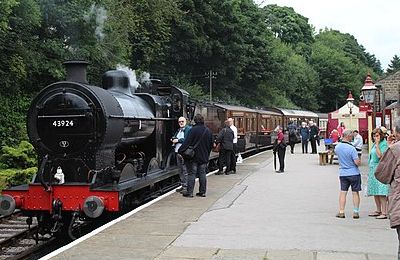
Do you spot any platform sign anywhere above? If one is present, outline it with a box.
[376,117,382,128]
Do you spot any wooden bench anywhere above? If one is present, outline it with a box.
[319,151,335,165]
[319,151,329,165]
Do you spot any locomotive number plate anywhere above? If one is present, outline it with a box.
[52,120,75,127]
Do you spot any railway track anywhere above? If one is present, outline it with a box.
[0,212,54,260]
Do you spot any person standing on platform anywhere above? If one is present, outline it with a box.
[178,114,213,198]
[299,122,310,154]
[334,129,361,219]
[215,120,234,175]
[337,122,346,140]
[388,133,397,146]
[309,121,319,154]
[352,130,363,152]
[367,128,389,219]
[330,128,340,143]
[171,117,191,193]
[228,118,238,174]
[287,121,298,154]
[375,119,400,259]
[274,126,286,173]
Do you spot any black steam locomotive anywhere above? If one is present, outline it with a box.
[0,61,191,238]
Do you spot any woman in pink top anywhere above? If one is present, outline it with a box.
[337,122,345,140]
[275,126,286,173]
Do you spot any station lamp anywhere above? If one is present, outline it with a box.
[346,91,354,114]
[361,73,377,104]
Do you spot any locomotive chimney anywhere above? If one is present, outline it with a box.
[63,60,89,84]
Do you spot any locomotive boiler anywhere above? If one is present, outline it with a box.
[0,61,190,238]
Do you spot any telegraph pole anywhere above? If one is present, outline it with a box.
[205,70,217,101]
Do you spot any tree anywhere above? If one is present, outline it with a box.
[118,0,181,70]
[309,29,383,112]
[387,55,400,74]
[161,0,268,102]
[0,0,42,95]
[262,4,314,59]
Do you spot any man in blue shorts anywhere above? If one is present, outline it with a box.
[334,129,362,219]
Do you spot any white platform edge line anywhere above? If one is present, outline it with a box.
[40,151,266,259]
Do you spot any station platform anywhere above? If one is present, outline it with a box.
[45,145,397,260]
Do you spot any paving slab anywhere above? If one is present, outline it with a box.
[213,248,267,260]
[316,251,366,260]
[155,246,218,259]
[266,249,314,260]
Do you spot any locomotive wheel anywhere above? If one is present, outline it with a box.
[147,157,160,174]
[165,151,176,169]
[120,163,136,182]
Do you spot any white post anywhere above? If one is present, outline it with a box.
[209,70,212,101]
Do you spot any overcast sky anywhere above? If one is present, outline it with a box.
[256,0,400,70]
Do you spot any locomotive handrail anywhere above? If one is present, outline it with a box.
[108,115,176,121]
[37,154,50,192]
[38,114,87,118]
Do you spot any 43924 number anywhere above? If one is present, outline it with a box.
[52,120,74,127]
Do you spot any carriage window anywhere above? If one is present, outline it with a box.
[251,118,256,131]
[236,117,243,132]
[266,118,271,131]
[261,119,267,131]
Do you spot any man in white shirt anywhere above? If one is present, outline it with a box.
[352,130,363,152]
[227,118,238,174]
[171,117,191,192]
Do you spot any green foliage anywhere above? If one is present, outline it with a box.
[123,0,180,70]
[0,141,37,169]
[0,0,18,32]
[0,140,37,191]
[0,93,30,146]
[0,169,16,191]
[263,4,314,59]
[7,167,36,186]
[0,167,37,190]
[170,76,208,101]
[255,83,297,108]
[387,55,400,74]
[0,0,43,95]
[310,29,381,112]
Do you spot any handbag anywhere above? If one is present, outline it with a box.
[212,128,226,153]
[182,146,196,159]
[212,143,221,153]
[180,128,207,160]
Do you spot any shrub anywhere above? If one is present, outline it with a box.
[0,167,37,191]
[6,167,37,186]
[0,141,37,169]
[0,169,15,191]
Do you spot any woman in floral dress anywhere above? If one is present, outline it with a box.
[367,128,389,219]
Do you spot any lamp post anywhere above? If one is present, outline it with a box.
[361,73,377,152]
[205,70,217,102]
[346,91,354,130]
